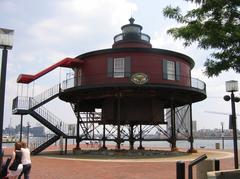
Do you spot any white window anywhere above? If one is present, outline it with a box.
[163,60,180,81]
[114,58,125,78]
[167,60,175,80]
[108,57,131,78]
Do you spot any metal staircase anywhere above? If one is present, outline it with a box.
[29,84,61,110]
[29,106,67,136]
[31,135,60,155]
[12,84,61,113]
[12,84,68,154]
[13,57,83,154]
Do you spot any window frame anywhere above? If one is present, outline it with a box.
[113,57,125,78]
[163,59,180,81]
[166,60,175,81]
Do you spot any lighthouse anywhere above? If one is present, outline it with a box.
[13,18,206,154]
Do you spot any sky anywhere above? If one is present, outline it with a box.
[0,0,239,130]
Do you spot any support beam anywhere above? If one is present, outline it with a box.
[76,111,81,150]
[129,124,134,150]
[101,123,107,150]
[117,124,121,149]
[65,138,67,155]
[188,104,197,153]
[171,98,177,151]
[20,115,23,142]
[138,124,144,150]
[116,93,121,150]
[86,112,89,138]
[92,114,95,139]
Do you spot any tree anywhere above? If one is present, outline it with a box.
[163,0,240,77]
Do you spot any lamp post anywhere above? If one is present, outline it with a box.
[221,122,224,150]
[0,28,14,172]
[224,80,240,169]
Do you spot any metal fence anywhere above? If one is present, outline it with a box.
[61,72,206,92]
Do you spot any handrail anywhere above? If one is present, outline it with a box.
[34,104,68,133]
[61,72,206,92]
[13,84,60,111]
[12,96,68,134]
[30,84,60,108]
[114,33,151,43]
[30,134,58,151]
[17,58,83,84]
[188,154,207,179]
[12,96,29,111]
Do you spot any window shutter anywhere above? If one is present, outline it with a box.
[163,60,167,80]
[175,62,180,80]
[124,57,131,77]
[107,58,113,77]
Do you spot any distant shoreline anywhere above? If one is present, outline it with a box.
[194,137,239,140]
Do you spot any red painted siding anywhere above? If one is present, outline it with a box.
[78,51,192,87]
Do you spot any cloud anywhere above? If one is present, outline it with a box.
[151,25,208,70]
[28,0,137,49]
[2,0,139,128]
[2,0,240,130]
[10,0,138,74]
[0,0,17,14]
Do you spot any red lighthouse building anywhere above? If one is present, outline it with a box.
[13,18,206,154]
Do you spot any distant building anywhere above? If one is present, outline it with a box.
[3,125,45,137]
[30,126,45,137]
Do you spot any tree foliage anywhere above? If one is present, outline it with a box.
[163,0,240,77]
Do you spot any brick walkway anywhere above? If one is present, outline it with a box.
[3,145,237,179]
[29,155,235,179]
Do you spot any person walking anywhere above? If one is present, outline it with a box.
[7,142,23,179]
[18,141,31,179]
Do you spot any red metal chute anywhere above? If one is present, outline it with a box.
[17,57,84,84]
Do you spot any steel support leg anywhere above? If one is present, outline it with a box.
[171,99,177,151]
[20,115,23,142]
[76,111,81,150]
[138,124,144,150]
[116,93,121,150]
[101,123,107,150]
[129,124,134,150]
[65,138,67,155]
[116,124,121,150]
[188,104,197,153]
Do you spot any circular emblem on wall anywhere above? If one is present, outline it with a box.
[131,73,149,85]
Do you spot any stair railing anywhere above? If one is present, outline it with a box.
[34,105,68,134]
[29,84,60,109]
[30,134,58,152]
[12,96,29,111]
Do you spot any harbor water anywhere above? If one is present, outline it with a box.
[142,139,240,150]
[3,139,239,150]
